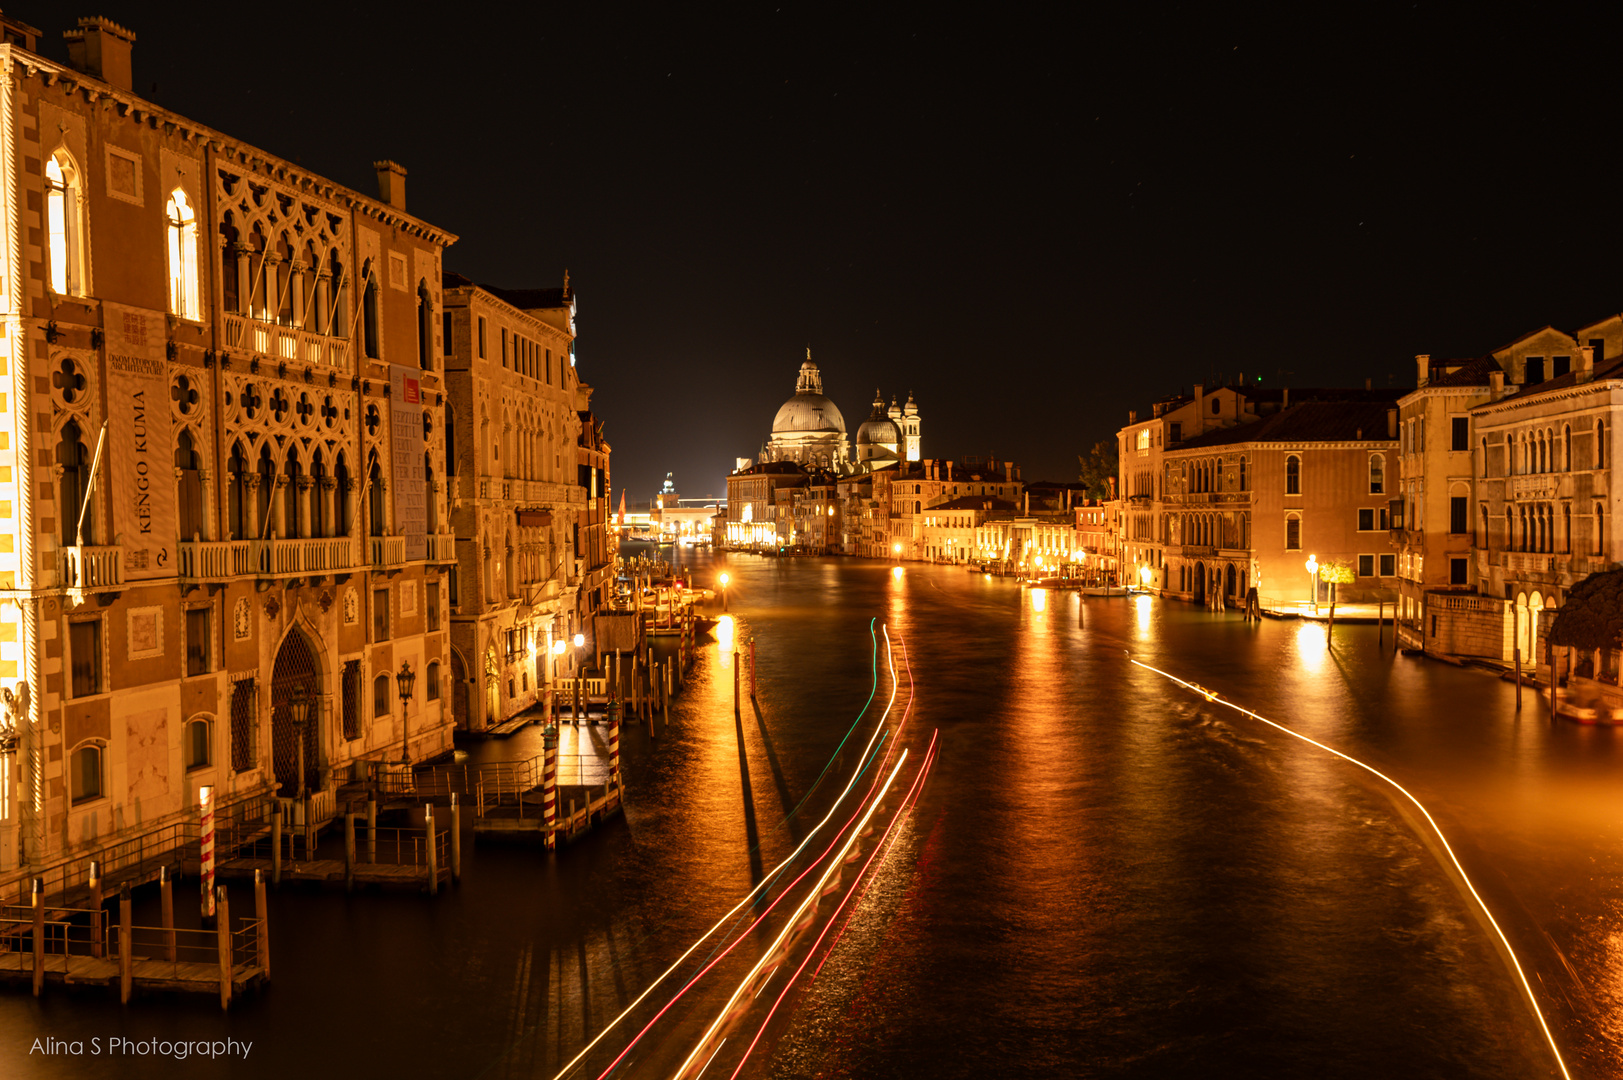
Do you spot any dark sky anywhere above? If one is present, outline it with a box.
[31,5,1623,504]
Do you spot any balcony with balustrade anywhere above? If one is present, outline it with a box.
[425,533,458,563]
[369,536,407,568]
[57,546,123,592]
[180,536,359,581]
[222,313,350,369]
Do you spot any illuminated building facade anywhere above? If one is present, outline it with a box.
[441,275,592,730]
[0,18,455,879]
[1164,401,1402,608]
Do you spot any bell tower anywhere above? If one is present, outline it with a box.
[902,391,922,461]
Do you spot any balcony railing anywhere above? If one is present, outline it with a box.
[178,539,251,579]
[58,545,123,591]
[222,313,349,367]
[370,535,407,568]
[425,533,457,563]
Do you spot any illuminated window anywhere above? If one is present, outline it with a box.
[1136,429,1151,450]
[166,188,200,319]
[46,150,85,295]
[1368,454,1384,494]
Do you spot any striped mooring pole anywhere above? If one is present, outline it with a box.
[606,697,621,785]
[200,785,216,920]
[543,724,559,852]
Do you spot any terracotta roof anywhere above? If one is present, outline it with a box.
[1177,401,1399,448]
[1426,356,1502,387]
[1497,355,1623,403]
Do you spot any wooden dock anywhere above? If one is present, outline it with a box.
[471,779,623,841]
[0,874,271,1009]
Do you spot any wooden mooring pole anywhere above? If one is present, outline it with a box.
[367,798,378,863]
[161,865,176,961]
[543,726,559,853]
[450,793,462,882]
[119,884,132,1005]
[254,869,270,981]
[271,808,283,886]
[344,812,356,892]
[31,878,43,997]
[425,803,439,896]
[216,887,231,1011]
[89,860,104,958]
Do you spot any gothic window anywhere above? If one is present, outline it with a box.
[283,451,303,538]
[246,225,268,320]
[368,454,386,537]
[176,428,204,540]
[417,279,433,370]
[362,258,380,359]
[166,189,201,320]
[1285,455,1300,495]
[335,454,352,536]
[445,402,457,479]
[275,232,294,325]
[220,212,241,314]
[58,421,93,546]
[257,444,276,536]
[1239,456,1248,491]
[310,449,328,538]
[228,443,248,540]
[328,248,348,337]
[46,150,85,295]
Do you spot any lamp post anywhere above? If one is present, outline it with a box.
[396,661,416,764]
[1305,554,1319,614]
[572,633,585,723]
[289,684,311,801]
[551,638,567,720]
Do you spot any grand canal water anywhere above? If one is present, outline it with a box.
[5,550,1623,1078]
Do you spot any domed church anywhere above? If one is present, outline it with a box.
[760,351,920,475]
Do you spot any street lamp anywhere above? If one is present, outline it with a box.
[396,661,416,763]
[719,571,730,611]
[289,683,311,800]
[1305,554,1320,614]
[551,638,567,720]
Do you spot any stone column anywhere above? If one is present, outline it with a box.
[297,476,313,540]
[320,476,337,539]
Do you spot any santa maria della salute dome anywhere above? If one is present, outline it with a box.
[758,351,920,474]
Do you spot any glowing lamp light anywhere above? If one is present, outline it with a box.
[1305,554,1319,577]
[716,614,736,644]
[719,572,731,588]
[573,633,585,649]
[891,565,904,579]
[552,639,566,655]
[1138,565,1154,586]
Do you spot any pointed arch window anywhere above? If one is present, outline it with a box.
[57,421,93,546]
[417,279,433,370]
[176,428,204,540]
[362,259,380,359]
[167,188,201,320]
[46,150,86,296]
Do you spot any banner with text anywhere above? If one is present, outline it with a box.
[103,303,176,578]
[390,365,427,561]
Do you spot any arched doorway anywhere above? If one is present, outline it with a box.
[270,628,322,797]
[1225,563,1237,599]
[1192,562,1206,605]
[450,649,470,731]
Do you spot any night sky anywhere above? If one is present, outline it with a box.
[28,5,1623,504]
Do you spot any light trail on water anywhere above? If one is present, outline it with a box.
[554,622,903,1080]
[1128,655,1573,1080]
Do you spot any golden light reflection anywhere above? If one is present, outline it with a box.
[716,614,735,649]
[892,565,904,579]
[1294,621,1326,674]
[1031,588,1047,614]
[1135,593,1153,630]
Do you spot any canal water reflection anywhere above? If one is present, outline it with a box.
[4,552,1623,1078]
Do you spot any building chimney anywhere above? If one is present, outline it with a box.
[946,460,955,481]
[63,16,135,92]
[1578,345,1595,383]
[1004,461,1012,482]
[1108,476,1118,501]
[1128,410,1138,424]
[373,160,408,211]
[1415,354,1431,388]
[1386,407,1397,439]
[1489,370,1505,401]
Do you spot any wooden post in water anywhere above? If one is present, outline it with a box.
[271,808,283,886]
[119,884,132,1004]
[344,812,356,892]
[543,726,559,852]
[254,869,270,981]
[450,793,462,882]
[750,636,757,700]
[647,644,655,721]
[1514,609,1523,708]
[160,866,176,961]
[216,887,232,1010]
[663,660,671,729]
[31,878,43,997]
[89,860,103,958]
[367,799,378,863]
[632,654,640,722]
[425,803,439,896]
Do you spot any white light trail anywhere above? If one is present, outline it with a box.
[1128,656,1572,1080]
[553,624,902,1080]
